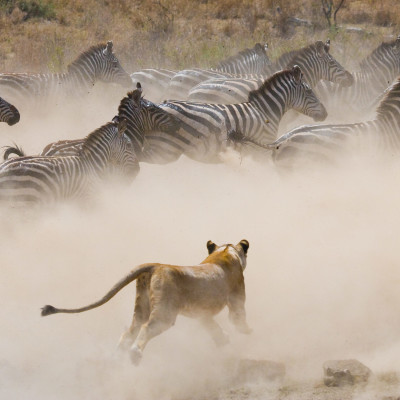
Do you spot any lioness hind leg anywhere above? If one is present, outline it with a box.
[200,317,230,346]
[119,274,151,350]
[129,307,178,364]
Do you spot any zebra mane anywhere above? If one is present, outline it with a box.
[216,43,268,68]
[80,121,116,154]
[359,37,400,71]
[67,43,109,71]
[248,68,293,102]
[281,41,326,68]
[375,77,400,120]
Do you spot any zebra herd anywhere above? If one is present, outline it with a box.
[1,35,400,205]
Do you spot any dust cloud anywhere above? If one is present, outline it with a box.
[1,87,400,399]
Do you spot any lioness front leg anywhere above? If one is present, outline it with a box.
[228,290,252,335]
[200,316,230,346]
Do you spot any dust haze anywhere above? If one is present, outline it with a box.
[1,86,400,399]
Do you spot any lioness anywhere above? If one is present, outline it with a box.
[41,239,251,364]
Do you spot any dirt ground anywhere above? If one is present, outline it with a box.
[1,85,400,400]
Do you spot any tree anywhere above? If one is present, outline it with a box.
[321,0,346,30]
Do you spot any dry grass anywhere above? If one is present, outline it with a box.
[0,0,399,73]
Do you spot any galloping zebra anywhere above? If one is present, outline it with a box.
[188,40,354,104]
[3,83,181,162]
[162,43,272,101]
[0,96,20,125]
[0,119,137,206]
[314,35,400,119]
[140,66,327,164]
[268,76,400,166]
[0,41,132,108]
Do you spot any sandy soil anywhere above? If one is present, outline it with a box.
[1,86,400,399]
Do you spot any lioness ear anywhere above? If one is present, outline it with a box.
[207,240,217,254]
[239,239,249,255]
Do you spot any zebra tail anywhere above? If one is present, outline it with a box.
[3,145,26,160]
[41,263,156,316]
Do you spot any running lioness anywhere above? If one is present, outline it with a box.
[41,239,251,364]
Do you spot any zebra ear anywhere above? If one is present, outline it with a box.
[254,43,266,55]
[117,118,127,137]
[291,65,302,84]
[207,240,217,254]
[324,39,330,52]
[316,40,325,55]
[129,88,142,106]
[104,41,113,56]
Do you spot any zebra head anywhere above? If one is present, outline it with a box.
[360,35,400,83]
[289,40,353,88]
[0,96,20,126]
[117,83,182,154]
[106,118,138,184]
[289,65,328,122]
[68,41,132,88]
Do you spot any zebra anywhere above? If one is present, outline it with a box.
[0,41,132,108]
[0,118,137,206]
[0,96,20,126]
[130,68,177,102]
[187,40,354,104]
[140,66,327,164]
[268,75,400,166]
[163,42,272,101]
[3,83,182,162]
[314,35,400,119]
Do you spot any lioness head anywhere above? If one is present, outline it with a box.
[206,239,249,269]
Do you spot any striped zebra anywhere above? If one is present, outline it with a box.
[0,118,137,206]
[0,96,20,125]
[268,75,400,166]
[164,43,272,100]
[0,41,132,107]
[140,66,327,164]
[188,40,354,104]
[3,83,182,162]
[314,35,400,118]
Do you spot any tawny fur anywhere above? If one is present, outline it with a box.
[41,239,251,364]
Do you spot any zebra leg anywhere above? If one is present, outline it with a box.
[118,274,151,350]
[200,316,230,346]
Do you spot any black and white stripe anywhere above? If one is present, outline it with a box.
[270,76,400,165]
[3,84,181,162]
[0,96,20,125]
[165,43,272,100]
[188,40,354,104]
[141,66,327,164]
[314,35,400,118]
[0,41,132,107]
[0,119,137,205]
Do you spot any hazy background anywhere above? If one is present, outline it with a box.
[1,0,400,398]
[0,91,400,399]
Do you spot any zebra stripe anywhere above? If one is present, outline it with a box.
[166,43,272,100]
[188,40,354,104]
[0,119,137,205]
[141,66,327,164]
[0,41,132,107]
[3,84,181,162]
[130,69,176,102]
[270,76,400,165]
[0,96,20,125]
[314,35,400,117]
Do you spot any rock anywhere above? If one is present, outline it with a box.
[236,359,285,384]
[323,359,372,387]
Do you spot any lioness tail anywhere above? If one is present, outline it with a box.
[41,264,155,317]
